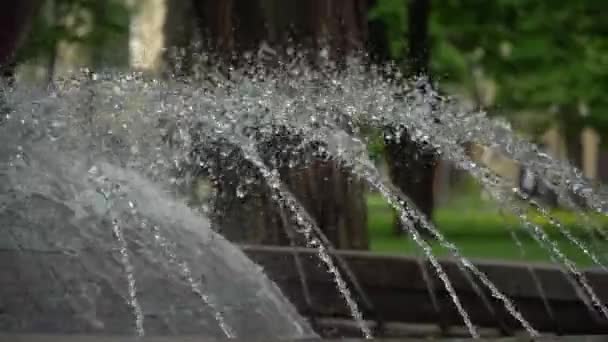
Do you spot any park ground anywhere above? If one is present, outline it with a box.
[367,192,608,267]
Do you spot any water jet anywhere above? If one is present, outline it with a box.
[1,60,607,339]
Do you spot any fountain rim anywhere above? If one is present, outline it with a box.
[1,334,607,341]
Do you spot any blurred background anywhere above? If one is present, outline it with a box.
[3,0,607,265]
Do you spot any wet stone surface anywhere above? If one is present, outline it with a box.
[0,146,316,339]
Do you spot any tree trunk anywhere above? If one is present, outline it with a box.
[0,1,42,83]
[162,0,197,76]
[0,0,42,119]
[163,0,370,249]
[367,0,391,65]
[129,0,167,71]
[407,0,430,76]
[384,0,437,235]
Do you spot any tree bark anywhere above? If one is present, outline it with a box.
[407,0,430,76]
[0,1,42,83]
[384,0,437,235]
[164,0,371,249]
[367,0,391,65]
[0,0,42,120]
[206,138,369,250]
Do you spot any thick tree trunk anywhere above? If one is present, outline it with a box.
[0,0,42,120]
[163,0,197,76]
[0,1,42,82]
[164,0,370,249]
[385,129,436,231]
[384,0,437,235]
[407,0,430,76]
[192,0,234,54]
[367,0,391,65]
[208,140,368,250]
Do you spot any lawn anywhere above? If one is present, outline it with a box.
[367,193,608,267]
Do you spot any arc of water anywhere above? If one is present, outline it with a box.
[379,187,480,337]
[549,168,608,249]
[93,178,146,337]
[34,62,599,336]
[511,204,608,320]
[305,125,541,337]
[315,129,537,337]
[229,123,384,331]
[508,214,603,325]
[385,108,608,323]
[148,223,236,338]
[235,142,373,339]
[414,256,449,334]
[200,126,375,338]
[519,192,607,271]
[274,188,386,333]
[110,217,145,337]
[119,194,236,338]
[356,166,529,337]
[425,117,608,321]
[94,170,234,338]
[450,110,608,217]
[276,207,318,329]
[452,256,514,336]
[192,126,378,337]
[448,153,608,321]
[271,126,488,335]
[465,150,608,270]
[509,208,605,327]
[278,190,383,330]
[320,125,538,336]
[559,196,608,262]
[307,133,480,337]
[437,137,608,321]
[445,120,607,267]
[503,214,560,333]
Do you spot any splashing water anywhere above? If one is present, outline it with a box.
[92,174,145,336]
[360,85,608,327]
[448,150,608,321]
[118,188,236,338]
[111,218,145,336]
[1,56,607,338]
[523,194,606,271]
[315,131,535,336]
[0,140,315,337]
[149,223,236,338]
[505,210,602,321]
[235,138,373,339]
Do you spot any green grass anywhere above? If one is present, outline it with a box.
[367,193,608,267]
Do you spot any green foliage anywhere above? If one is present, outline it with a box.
[367,193,608,265]
[370,0,608,134]
[368,0,407,60]
[360,127,386,162]
[18,0,130,66]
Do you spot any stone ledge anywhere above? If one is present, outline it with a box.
[1,334,607,342]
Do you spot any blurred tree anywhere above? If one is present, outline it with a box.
[370,0,437,236]
[428,0,608,137]
[0,1,43,83]
[164,0,371,249]
[15,0,130,80]
[0,0,44,119]
[371,0,608,197]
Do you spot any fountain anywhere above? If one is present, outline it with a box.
[0,123,314,338]
[0,55,607,340]
[0,72,318,338]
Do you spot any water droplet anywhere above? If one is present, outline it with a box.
[236,185,246,199]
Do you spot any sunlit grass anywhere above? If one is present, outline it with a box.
[367,193,608,267]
